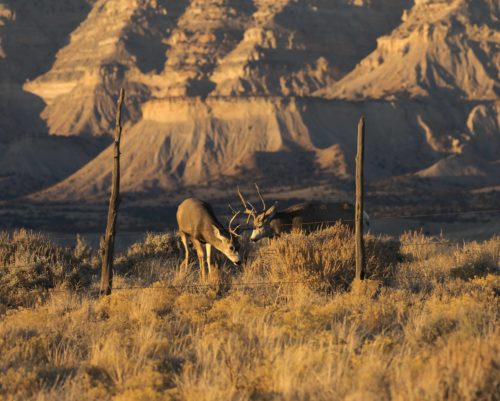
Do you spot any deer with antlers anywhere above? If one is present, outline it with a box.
[235,185,369,242]
[177,198,242,277]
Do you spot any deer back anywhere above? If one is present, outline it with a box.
[176,198,228,243]
[271,202,355,233]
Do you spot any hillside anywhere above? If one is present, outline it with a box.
[24,0,411,137]
[323,0,500,100]
[35,97,480,200]
[0,0,499,203]
[0,0,93,140]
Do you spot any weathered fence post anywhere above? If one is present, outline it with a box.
[100,88,125,296]
[355,117,366,281]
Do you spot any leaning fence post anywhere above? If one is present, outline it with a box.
[100,88,125,296]
[355,117,366,281]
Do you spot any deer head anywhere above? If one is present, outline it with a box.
[213,209,242,264]
[236,184,278,242]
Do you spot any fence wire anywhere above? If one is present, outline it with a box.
[14,265,491,296]
[2,207,498,295]
[2,236,499,274]
[4,206,498,242]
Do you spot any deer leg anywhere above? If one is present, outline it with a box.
[192,239,206,278]
[206,243,212,275]
[180,232,189,271]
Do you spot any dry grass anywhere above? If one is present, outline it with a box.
[0,226,499,401]
[242,223,401,291]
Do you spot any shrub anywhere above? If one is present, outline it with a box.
[0,229,499,401]
[126,232,181,261]
[0,230,94,310]
[450,237,500,280]
[114,232,182,284]
[243,224,401,291]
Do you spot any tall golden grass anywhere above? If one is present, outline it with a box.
[0,227,498,400]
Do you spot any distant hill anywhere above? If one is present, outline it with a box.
[0,0,498,201]
[322,0,499,100]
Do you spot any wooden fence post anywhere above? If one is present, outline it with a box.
[355,117,366,281]
[100,88,125,296]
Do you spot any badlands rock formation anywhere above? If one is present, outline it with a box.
[324,0,500,100]
[25,0,412,137]
[318,0,500,180]
[1,0,499,201]
[0,0,104,198]
[0,0,93,139]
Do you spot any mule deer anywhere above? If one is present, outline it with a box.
[236,185,370,242]
[177,198,242,276]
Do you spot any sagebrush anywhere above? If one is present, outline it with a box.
[0,227,499,401]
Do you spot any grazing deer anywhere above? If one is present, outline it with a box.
[236,185,370,242]
[177,198,242,276]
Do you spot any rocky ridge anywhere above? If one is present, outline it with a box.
[323,0,500,100]
[317,0,500,181]
[0,0,93,139]
[25,0,412,137]
[0,0,498,201]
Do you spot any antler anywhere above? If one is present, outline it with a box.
[228,209,242,238]
[228,203,239,215]
[254,183,266,211]
[237,185,257,223]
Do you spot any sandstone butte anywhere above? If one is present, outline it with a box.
[0,0,498,200]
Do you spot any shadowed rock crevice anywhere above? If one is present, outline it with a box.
[274,0,414,76]
[160,0,258,97]
[0,0,93,139]
[1,0,93,80]
[124,0,190,74]
[0,135,109,200]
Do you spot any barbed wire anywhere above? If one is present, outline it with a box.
[1,206,498,288]
[113,279,319,291]
[18,279,322,294]
[15,264,492,296]
[6,231,493,265]
[374,208,500,220]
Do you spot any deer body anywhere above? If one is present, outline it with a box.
[269,202,355,233]
[235,185,369,242]
[177,198,241,276]
[251,202,366,241]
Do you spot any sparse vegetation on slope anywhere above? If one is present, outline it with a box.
[0,227,499,400]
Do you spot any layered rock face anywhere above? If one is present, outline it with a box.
[324,0,500,100]
[0,0,93,139]
[2,0,499,201]
[319,0,500,180]
[23,0,152,137]
[25,0,411,137]
[0,0,104,198]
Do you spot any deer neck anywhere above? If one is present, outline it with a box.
[209,226,231,250]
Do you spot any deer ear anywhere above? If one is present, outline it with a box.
[265,202,278,218]
[212,225,225,240]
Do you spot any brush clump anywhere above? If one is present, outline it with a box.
[0,230,94,310]
[244,223,401,291]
